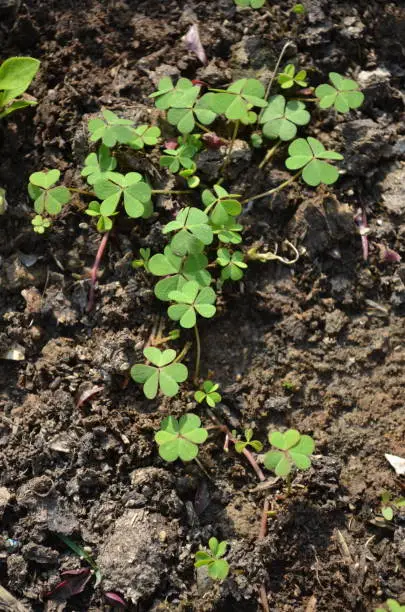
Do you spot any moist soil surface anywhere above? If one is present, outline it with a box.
[1,1,405,611]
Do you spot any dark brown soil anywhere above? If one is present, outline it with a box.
[1,1,405,611]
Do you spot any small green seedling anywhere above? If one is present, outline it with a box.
[28,170,71,225]
[202,184,241,226]
[94,171,152,219]
[277,64,308,89]
[217,248,247,281]
[88,109,135,147]
[85,201,116,231]
[285,137,343,186]
[206,78,266,124]
[132,248,151,271]
[150,77,196,110]
[0,56,40,119]
[168,280,216,328]
[155,413,208,461]
[81,145,117,185]
[194,538,230,581]
[195,380,222,407]
[148,246,211,301]
[32,215,51,234]
[131,347,188,399]
[129,124,161,150]
[315,72,364,113]
[261,95,310,141]
[264,429,315,478]
[376,600,405,612]
[163,207,213,256]
[234,428,263,453]
[291,3,306,14]
[380,492,405,521]
[234,0,266,8]
[212,219,243,245]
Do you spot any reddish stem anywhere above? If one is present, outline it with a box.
[87,231,110,312]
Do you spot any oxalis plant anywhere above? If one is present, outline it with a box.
[0,56,40,119]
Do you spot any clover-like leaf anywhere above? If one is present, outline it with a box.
[31,214,51,234]
[163,207,213,256]
[131,347,188,399]
[149,246,212,301]
[81,145,117,185]
[277,64,308,89]
[155,413,208,462]
[285,137,343,186]
[128,125,161,150]
[150,77,195,110]
[194,380,222,407]
[88,109,134,147]
[194,538,229,581]
[84,201,115,232]
[264,429,315,477]
[315,72,364,113]
[167,87,217,134]
[234,0,266,8]
[94,171,152,218]
[207,78,266,124]
[212,219,243,245]
[168,280,216,328]
[202,184,242,226]
[235,428,263,453]
[261,95,310,141]
[217,248,247,281]
[375,600,405,612]
[28,170,71,216]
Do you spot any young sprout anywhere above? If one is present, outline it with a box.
[81,144,117,185]
[206,78,267,124]
[85,201,115,232]
[0,56,40,119]
[375,600,405,612]
[380,492,405,521]
[234,0,266,8]
[163,207,213,256]
[194,538,230,580]
[32,215,51,234]
[315,73,364,113]
[93,171,152,219]
[131,347,188,399]
[277,64,308,89]
[168,280,216,328]
[150,77,195,110]
[167,89,217,134]
[128,125,161,150]
[88,109,135,147]
[234,428,263,453]
[195,381,222,407]
[216,248,247,281]
[159,135,201,174]
[212,219,243,245]
[28,170,71,218]
[132,248,151,272]
[148,246,212,301]
[291,3,306,15]
[260,95,310,141]
[155,413,208,461]
[264,429,315,482]
[285,137,343,186]
[202,184,242,226]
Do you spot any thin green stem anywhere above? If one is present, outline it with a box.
[240,169,302,205]
[257,41,294,125]
[173,342,191,364]
[69,187,96,197]
[151,189,192,195]
[221,120,239,175]
[195,120,212,134]
[193,323,201,384]
[258,141,281,170]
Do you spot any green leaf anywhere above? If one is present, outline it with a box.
[286,137,343,186]
[163,207,213,256]
[382,506,394,521]
[168,280,216,328]
[129,124,161,149]
[208,79,266,123]
[261,95,310,141]
[208,559,229,580]
[81,145,117,185]
[315,72,364,113]
[30,169,60,189]
[131,348,188,399]
[0,57,40,94]
[88,109,134,147]
[155,413,207,462]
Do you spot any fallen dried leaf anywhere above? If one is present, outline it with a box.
[385,453,405,476]
[182,24,207,65]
